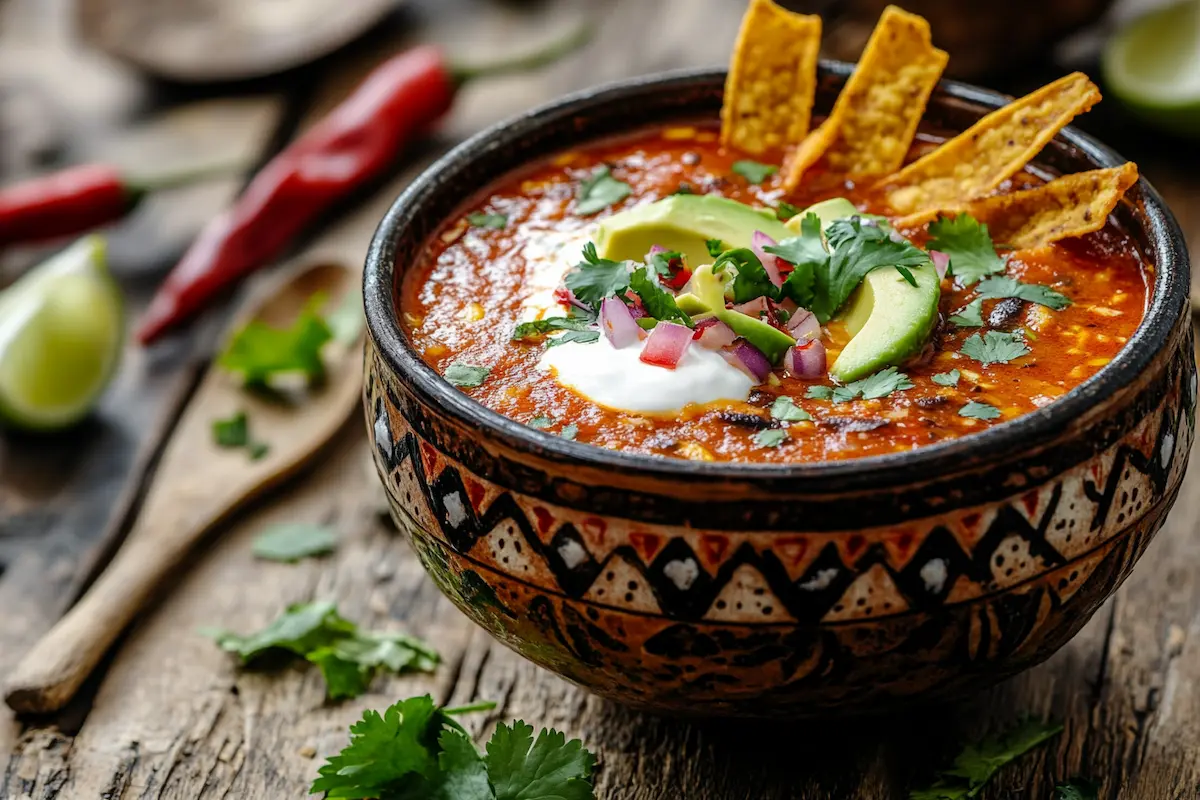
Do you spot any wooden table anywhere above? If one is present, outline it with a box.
[2,0,1199,797]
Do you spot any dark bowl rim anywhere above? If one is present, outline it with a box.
[364,62,1190,484]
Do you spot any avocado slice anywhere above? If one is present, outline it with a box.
[829,264,941,382]
[596,195,791,267]
[786,197,859,234]
[676,265,796,363]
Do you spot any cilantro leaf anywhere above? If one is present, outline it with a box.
[527,415,554,429]
[705,238,725,258]
[770,396,812,422]
[960,400,1002,420]
[512,315,592,342]
[927,214,1005,285]
[753,429,788,448]
[545,330,600,347]
[976,276,1071,310]
[560,423,579,440]
[445,363,491,388]
[205,601,355,662]
[931,369,961,387]
[629,267,692,325]
[732,160,778,184]
[895,264,918,287]
[776,201,800,221]
[766,213,827,308]
[486,721,596,800]
[714,248,779,303]
[813,218,930,323]
[948,297,984,328]
[564,242,631,307]
[806,386,834,400]
[1054,779,1099,800]
[212,411,270,460]
[575,166,631,215]
[218,295,333,386]
[646,249,684,279]
[252,522,337,562]
[431,729,493,800]
[960,330,1030,365]
[838,366,914,402]
[467,212,508,229]
[908,719,1063,800]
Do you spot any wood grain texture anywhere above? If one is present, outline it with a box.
[3,0,1200,797]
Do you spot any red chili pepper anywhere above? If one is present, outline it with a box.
[0,162,244,247]
[136,25,592,344]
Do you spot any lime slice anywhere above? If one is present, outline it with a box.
[0,236,124,431]
[1103,0,1200,138]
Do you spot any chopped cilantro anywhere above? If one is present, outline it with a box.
[545,329,600,347]
[252,523,337,562]
[311,696,596,800]
[512,313,593,342]
[731,159,778,184]
[840,366,915,401]
[754,429,788,448]
[1054,779,1099,800]
[445,363,491,387]
[960,400,1002,420]
[467,212,508,229]
[218,294,333,386]
[564,242,631,307]
[528,415,554,429]
[629,267,692,326]
[647,248,684,279]
[204,601,437,700]
[575,165,631,215]
[806,385,835,400]
[559,423,579,440]
[931,369,961,387]
[927,213,1005,285]
[775,201,800,221]
[960,330,1030,365]
[908,719,1062,800]
[212,411,270,460]
[948,297,984,327]
[976,275,1071,310]
[770,396,812,422]
[767,212,826,308]
[812,217,930,323]
[895,264,918,287]
[715,248,779,303]
[705,238,726,258]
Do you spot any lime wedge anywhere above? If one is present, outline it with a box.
[1103,0,1200,138]
[0,237,124,431]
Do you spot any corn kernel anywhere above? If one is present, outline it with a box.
[663,126,697,140]
[459,302,485,322]
[1088,357,1111,367]
[677,441,715,461]
[403,312,424,328]
[426,344,448,358]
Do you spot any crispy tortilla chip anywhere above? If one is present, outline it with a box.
[783,5,947,190]
[878,72,1102,216]
[721,0,822,156]
[956,164,1139,249]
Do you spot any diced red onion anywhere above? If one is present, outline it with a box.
[751,230,784,287]
[693,318,737,349]
[787,308,821,342]
[732,296,772,320]
[889,228,907,244]
[599,296,643,349]
[784,339,827,378]
[930,250,950,281]
[640,321,693,369]
[723,340,771,383]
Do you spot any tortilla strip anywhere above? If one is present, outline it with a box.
[878,72,1102,216]
[897,164,1139,249]
[783,5,947,190]
[720,0,822,156]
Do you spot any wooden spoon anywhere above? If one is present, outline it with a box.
[4,260,363,714]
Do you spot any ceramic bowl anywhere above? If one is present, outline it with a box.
[363,64,1194,717]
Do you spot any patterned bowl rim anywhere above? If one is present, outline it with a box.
[364,62,1190,490]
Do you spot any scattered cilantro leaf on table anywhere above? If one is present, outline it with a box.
[564,242,631,307]
[753,429,788,448]
[976,275,1071,310]
[218,295,333,386]
[931,369,961,387]
[770,396,812,422]
[705,238,726,258]
[960,330,1030,365]
[252,522,337,562]
[574,165,631,215]
[212,411,269,460]
[715,248,780,303]
[731,159,777,184]
[467,212,508,229]
[908,719,1063,800]
[1054,778,1100,800]
[312,695,596,800]
[445,363,491,388]
[960,400,1002,420]
[948,297,984,328]
[629,267,692,325]
[766,212,826,308]
[775,201,800,221]
[927,214,1006,285]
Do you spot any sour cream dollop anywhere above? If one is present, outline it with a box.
[539,335,754,414]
